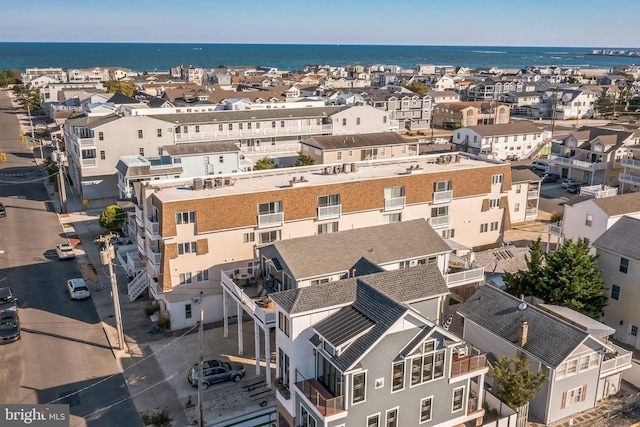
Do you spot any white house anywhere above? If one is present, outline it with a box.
[453,122,549,161]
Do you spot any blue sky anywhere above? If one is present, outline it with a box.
[2,0,638,47]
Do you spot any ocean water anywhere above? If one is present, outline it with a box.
[0,43,638,73]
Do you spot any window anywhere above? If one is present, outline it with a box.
[218,155,224,164]
[278,311,290,337]
[480,223,488,233]
[258,201,282,215]
[383,116,387,124]
[176,211,196,225]
[196,270,209,282]
[185,303,192,319]
[300,407,316,427]
[259,230,281,244]
[392,362,404,392]
[100,150,105,160]
[342,118,347,126]
[366,414,379,427]
[515,184,521,194]
[157,129,162,137]
[411,341,444,386]
[348,150,353,157]
[278,348,290,388]
[271,121,276,128]
[420,397,432,423]
[239,123,243,130]
[139,147,145,156]
[247,123,252,129]
[489,198,501,209]
[243,232,255,243]
[138,129,143,139]
[317,222,338,234]
[98,131,104,141]
[564,386,585,407]
[452,387,464,412]
[281,120,285,128]
[383,213,402,224]
[514,203,520,212]
[490,221,499,231]
[442,229,455,239]
[356,117,361,125]
[632,325,638,337]
[585,214,593,226]
[492,174,503,185]
[218,124,223,131]
[567,359,578,375]
[352,372,366,404]
[611,284,620,300]
[179,272,192,285]
[228,123,233,130]
[310,277,330,286]
[385,408,398,427]
[177,242,197,255]
[336,151,343,160]
[434,180,452,192]
[431,206,448,217]
[620,257,629,274]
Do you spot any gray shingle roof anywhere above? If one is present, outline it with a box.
[270,219,451,279]
[163,140,241,156]
[510,167,542,183]
[592,216,640,261]
[269,262,449,315]
[302,132,408,150]
[466,122,544,137]
[457,285,589,368]
[592,192,640,217]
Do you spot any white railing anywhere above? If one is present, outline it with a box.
[384,196,406,211]
[77,137,95,147]
[579,185,618,199]
[127,252,145,276]
[600,344,632,375]
[549,154,572,166]
[81,158,97,167]
[136,233,145,253]
[433,190,452,205]
[145,217,160,238]
[318,204,341,220]
[127,271,149,302]
[527,189,539,199]
[258,211,284,229]
[621,157,640,169]
[242,143,301,154]
[619,173,640,185]
[526,208,538,217]
[572,159,607,171]
[135,205,144,226]
[221,269,276,327]
[117,181,133,198]
[175,124,333,142]
[428,215,450,228]
[146,247,161,265]
[444,254,484,286]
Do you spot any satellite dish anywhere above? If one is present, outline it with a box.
[518,302,527,310]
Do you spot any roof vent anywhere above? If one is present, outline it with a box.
[518,302,527,310]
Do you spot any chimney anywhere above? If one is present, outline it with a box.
[520,321,529,347]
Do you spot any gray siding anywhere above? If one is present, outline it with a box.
[409,298,441,321]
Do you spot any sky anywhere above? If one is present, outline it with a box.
[2,0,639,48]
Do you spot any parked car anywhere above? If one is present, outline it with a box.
[0,287,17,314]
[188,359,245,390]
[0,202,5,217]
[531,161,549,172]
[567,183,582,194]
[0,311,20,343]
[67,278,91,300]
[542,173,561,183]
[56,243,76,260]
[562,178,579,189]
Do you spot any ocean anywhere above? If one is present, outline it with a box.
[1,43,638,73]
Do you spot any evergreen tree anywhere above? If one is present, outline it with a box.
[293,151,315,166]
[253,157,275,170]
[490,357,547,409]
[504,237,545,297]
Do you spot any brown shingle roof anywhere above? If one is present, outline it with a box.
[592,192,640,216]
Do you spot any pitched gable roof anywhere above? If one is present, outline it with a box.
[591,192,640,217]
[466,122,543,137]
[592,216,640,261]
[302,132,408,150]
[457,285,589,368]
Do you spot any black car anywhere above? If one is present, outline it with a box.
[542,173,560,183]
[0,311,20,343]
[0,287,17,314]
[0,202,5,217]
[188,359,245,390]
[567,183,582,193]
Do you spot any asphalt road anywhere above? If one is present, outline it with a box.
[0,89,138,427]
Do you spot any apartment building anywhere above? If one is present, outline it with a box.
[63,105,394,206]
[548,125,640,187]
[361,90,432,131]
[130,154,514,330]
[432,101,510,129]
[506,167,542,224]
[619,144,640,192]
[453,122,548,161]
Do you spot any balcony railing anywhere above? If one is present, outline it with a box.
[146,246,161,266]
[525,208,538,217]
[527,189,539,199]
[428,215,450,228]
[136,232,145,253]
[175,123,334,143]
[135,205,144,226]
[619,173,640,186]
[600,343,632,376]
[221,269,276,326]
[77,137,95,147]
[579,185,618,199]
[145,217,160,239]
[549,153,572,166]
[444,254,484,287]
[572,159,607,171]
[433,190,453,205]
[384,196,406,211]
[317,204,341,220]
[81,157,97,167]
[294,371,345,417]
[258,212,284,229]
[621,157,640,169]
[450,353,487,378]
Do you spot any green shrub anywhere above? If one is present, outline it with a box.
[156,314,171,332]
[144,303,160,317]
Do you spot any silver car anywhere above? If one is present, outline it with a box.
[67,279,90,300]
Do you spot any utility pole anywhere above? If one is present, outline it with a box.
[198,309,204,427]
[100,239,125,351]
[51,144,67,214]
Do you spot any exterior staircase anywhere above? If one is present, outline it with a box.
[128,270,149,301]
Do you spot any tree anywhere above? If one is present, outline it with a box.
[0,69,21,87]
[253,157,275,170]
[504,237,545,298]
[538,238,607,318]
[103,80,137,97]
[402,81,429,94]
[490,356,547,409]
[99,205,125,230]
[13,85,41,111]
[595,90,616,118]
[293,151,315,166]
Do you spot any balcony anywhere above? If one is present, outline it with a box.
[527,189,539,199]
[572,158,607,171]
[549,153,572,167]
[526,208,538,217]
[258,211,284,229]
[146,246,161,266]
[619,173,640,186]
[145,217,160,239]
[428,215,450,228]
[444,254,484,287]
[600,343,632,376]
[621,157,640,169]
[136,232,145,253]
[294,371,345,417]
[384,196,405,211]
[117,181,134,199]
[135,205,144,227]
[77,137,95,147]
[579,185,618,199]
[433,190,452,205]
[450,352,487,379]
[81,157,97,167]
[221,269,276,327]
[317,204,341,220]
